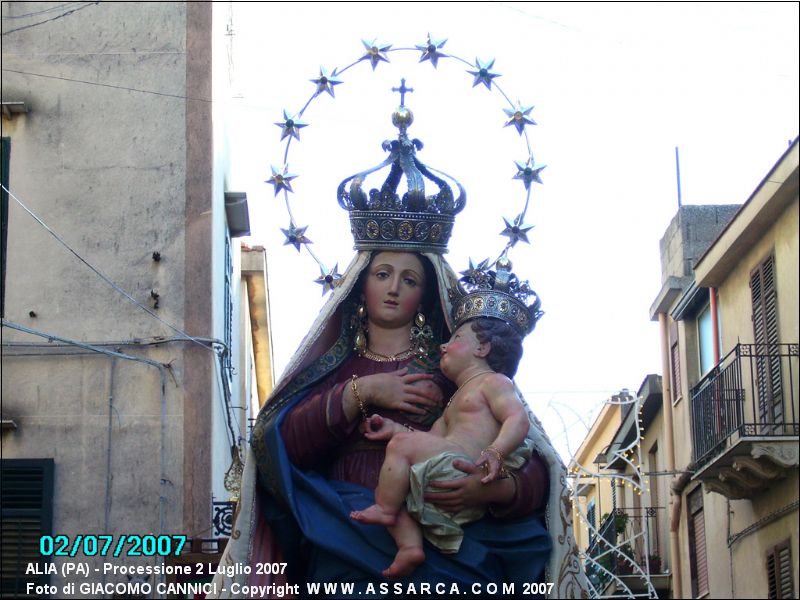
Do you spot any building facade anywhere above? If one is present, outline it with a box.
[650,141,798,598]
[572,382,672,598]
[1,3,272,597]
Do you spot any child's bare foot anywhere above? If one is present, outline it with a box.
[350,504,397,526]
[383,546,425,578]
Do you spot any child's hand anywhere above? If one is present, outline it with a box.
[475,450,502,484]
[361,414,396,441]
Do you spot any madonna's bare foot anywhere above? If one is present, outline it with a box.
[382,546,425,578]
[350,504,397,526]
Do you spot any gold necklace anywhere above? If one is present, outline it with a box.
[445,370,495,411]
[360,346,415,362]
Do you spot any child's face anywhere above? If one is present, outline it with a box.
[439,323,486,377]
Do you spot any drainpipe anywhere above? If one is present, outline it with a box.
[711,286,732,596]
[101,357,116,594]
[659,313,683,598]
[710,287,721,364]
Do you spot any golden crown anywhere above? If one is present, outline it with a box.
[449,257,543,336]
[336,80,465,254]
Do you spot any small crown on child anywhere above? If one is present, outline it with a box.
[448,257,543,336]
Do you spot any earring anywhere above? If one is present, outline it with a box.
[410,309,433,357]
[353,300,368,355]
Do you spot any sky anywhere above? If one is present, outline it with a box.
[221,2,799,462]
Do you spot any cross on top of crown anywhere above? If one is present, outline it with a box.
[392,78,414,107]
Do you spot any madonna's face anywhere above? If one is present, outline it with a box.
[363,252,426,329]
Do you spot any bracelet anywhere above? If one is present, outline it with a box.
[482,445,505,463]
[351,375,367,421]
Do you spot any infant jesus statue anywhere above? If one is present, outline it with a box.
[351,316,533,578]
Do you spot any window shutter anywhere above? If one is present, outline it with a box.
[671,341,682,402]
[767,540,794,599]
[778,543,793,598]
[687,487,709,597]
[768,550,778,598]
[763,257,783,425]
[0,460,54,599]
[751,255,783,429]
[1,136,10,318]
[693,511,708,595]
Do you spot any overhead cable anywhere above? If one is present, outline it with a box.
[2,2,87,20]
[1,183,221,356]
[1,68,213,102]
[1,2,98,36]
[3,183,239,452]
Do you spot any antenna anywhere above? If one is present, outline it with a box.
[675,146,683,208]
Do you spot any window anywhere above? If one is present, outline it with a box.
[687,487,708,597]
[1,136,9,317]
[751,255,783,429]
[671,340,682,401]
[1,459,54,599]
[767,539,794,599]
[669,321,682,403]
[697,303,716,376]
[586,498,596,544]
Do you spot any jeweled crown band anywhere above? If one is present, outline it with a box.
[339,94,465,254]
[452,290,532,335]
[449,257,543,337]
[350,210,454,253]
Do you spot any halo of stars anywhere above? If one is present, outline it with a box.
[268,36,546,294]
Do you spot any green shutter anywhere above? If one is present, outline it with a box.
[1,137,10,317]
[0,459,54,599]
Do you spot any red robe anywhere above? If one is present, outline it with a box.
[280,354,548,515]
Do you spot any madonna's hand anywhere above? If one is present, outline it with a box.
[424,458,514,513]
[363,368,441,415]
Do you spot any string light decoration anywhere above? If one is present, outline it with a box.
[569,390,658,599]
[266,34,546,291]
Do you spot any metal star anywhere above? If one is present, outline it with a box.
[503,103,537,135]
[314,264,343,295]
[513,158,546,189]
[275,110,308,141]
[416,34,447,68]
[360,39,392,70]
[280,223,312,251]
[467,58,501,90]
[310,67,343,98]
[266,164,297,196]
[501,216,534,246]
[460,258,491,287]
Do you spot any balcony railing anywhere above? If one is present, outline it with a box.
[690,343,799,468]
[585,507,666,589]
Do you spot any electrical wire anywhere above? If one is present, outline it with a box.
[727,500,799,547]
[2,320,167,369]
[2,183,241,455]
[1,2,98,36]
[2,335,224,349]
[1,68,212,102]
[2,2,87,19]
[1,183,221,356]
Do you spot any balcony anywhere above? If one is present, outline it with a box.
[585,507,671,597]
[690,343,799,499]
